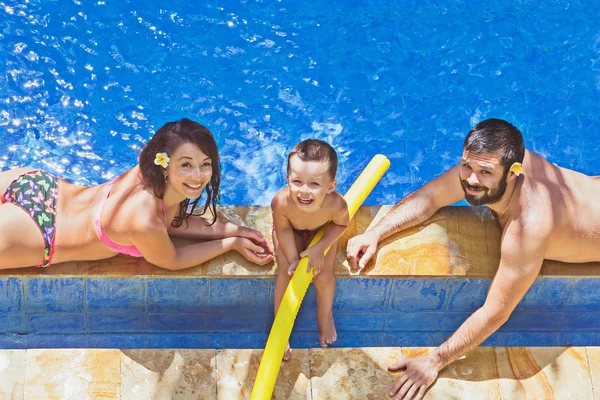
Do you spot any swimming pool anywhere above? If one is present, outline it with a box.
[1,0,599,205]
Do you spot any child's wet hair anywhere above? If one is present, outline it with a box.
[287,139,338,180]
[139,118,221,227]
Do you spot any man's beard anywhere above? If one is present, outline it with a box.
[461,170,509,206]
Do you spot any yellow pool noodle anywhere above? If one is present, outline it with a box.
[250,154,390,399]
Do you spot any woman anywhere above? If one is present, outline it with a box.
[0,118,274,269]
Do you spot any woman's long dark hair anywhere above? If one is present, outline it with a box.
[139,118,221,227]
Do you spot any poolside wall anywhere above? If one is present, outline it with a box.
[1,206,599,349]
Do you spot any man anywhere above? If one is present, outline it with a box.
[347,118,600,400]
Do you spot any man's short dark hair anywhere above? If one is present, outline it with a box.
[287,139,338,180]
[464,118,525,171]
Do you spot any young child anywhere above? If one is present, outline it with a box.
[271,139,349,360]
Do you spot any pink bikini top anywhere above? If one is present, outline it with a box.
[95,179,166,258]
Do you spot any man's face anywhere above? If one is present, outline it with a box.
[459,151,508,206]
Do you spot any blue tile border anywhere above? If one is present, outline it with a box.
[447,279,490,312]
[386,313,445,332]
[0,274,597,349]
[87,334,146,348]
[559,332,600,346]
[566,278,600,312]
[27,314,86,334]
[560,313,600,332]
[384,332,445,347]
[0,278,23,313]
[24,278,84,313]
[209,278,269,311]
[86,278,146,314]
[87,314,146,333]
[27,334,86,349]
[0,334,27,349]
[0,315,26,334]
[206,332,266,349]
[515,278,573,312]
[389,279,452,312]
[148,314,207,332]
[146,333,207,349]
[148,278,209,313]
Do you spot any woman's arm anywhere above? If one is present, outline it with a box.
[167,212,273,255]
[132,220,272,270]
[167,215,249,240]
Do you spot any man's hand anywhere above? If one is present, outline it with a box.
[346,232,379,270]
[388,354,440,400]
[234,237,274,265]
[300,246,325,275]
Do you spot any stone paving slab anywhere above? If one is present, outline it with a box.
[3,346,599,399]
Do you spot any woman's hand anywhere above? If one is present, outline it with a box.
[234,237,274,266]
[239,226,275,256]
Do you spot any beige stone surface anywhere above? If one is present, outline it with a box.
[309,347,404,399]
[216,349,310,400]
[309,347,502,400]
[427,347,501,399]
[10,346,600,399]
[0,350,25,400]
[80,255,140,277]
[25,349,121,399]
[121,349,217,400]
[586,347,600,400]
[448,207,499,277]
[495,347,592,400]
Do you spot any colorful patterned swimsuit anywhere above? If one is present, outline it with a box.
[1,170,59,267]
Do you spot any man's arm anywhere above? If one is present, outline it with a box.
[388,218,550,400]
[347,164,465,269]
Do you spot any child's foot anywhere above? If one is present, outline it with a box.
[282,342,292,361]
[318,312,337,348]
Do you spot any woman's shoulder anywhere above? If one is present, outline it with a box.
[113,173,166,233]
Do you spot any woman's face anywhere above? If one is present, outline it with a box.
[165,142,213,200]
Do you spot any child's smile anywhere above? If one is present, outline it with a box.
[286,154,335,213]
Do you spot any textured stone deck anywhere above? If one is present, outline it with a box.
[0,346,596,399]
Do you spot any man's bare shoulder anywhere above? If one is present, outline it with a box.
[504,193,553,246]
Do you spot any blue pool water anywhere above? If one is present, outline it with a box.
[1,0,599,205]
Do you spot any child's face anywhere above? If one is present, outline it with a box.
[286,154,336,213]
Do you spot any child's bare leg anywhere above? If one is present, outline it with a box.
[312,239,338,348]
[272,229,304,360]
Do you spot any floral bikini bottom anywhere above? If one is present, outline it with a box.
[1,170,59,267]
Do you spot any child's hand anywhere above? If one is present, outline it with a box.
[300,246,325,275]
[287,258,300,276]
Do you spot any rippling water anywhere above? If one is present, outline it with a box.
[1,0,599,204]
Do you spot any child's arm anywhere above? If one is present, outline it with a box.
[272,192,301,272]
[300,194,350,275]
